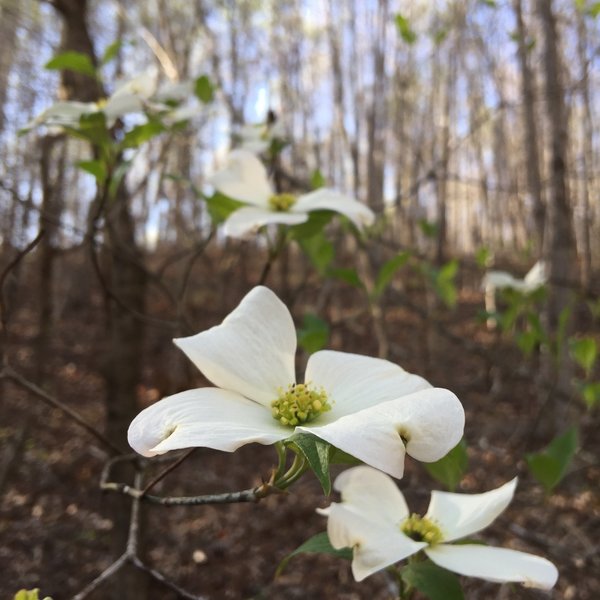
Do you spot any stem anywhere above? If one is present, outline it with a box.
[273,453,308,489]
[258,226,288,286]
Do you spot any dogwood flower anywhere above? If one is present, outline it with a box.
[482,261,546,296]
[235,121,286,154]
[482,261,546,325]
[23,71,159,131]
[319,466,558,589]
[128,286,464,478]
[209,150,375,237]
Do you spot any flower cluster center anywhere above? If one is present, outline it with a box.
[271,383,331,427]
[401,513,444,546]
[269,193,297,212]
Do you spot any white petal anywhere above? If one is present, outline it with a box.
[305,350,431,418]
[300,388,464,478]
[426,544,558,590]
[293,188,375,229]
[174,286,296,407]
[426,478,517,542]
[153,80,194,102]
[333,466,410,524]
[209,149,273,206]
[223,206,308,238]
[482,270,518,292]
[104,93,145,120]
[128,387,287,457]
[112,70,158,99]
[524,260,546,290]
[320,503,425,581]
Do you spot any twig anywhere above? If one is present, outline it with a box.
[101,480,269,506]
[141,448,196,496]
[1,365,124,456]
[0,230,45,361]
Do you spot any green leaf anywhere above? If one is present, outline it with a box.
[424,439,468,491]
[526,426,578,493]
[329,267,364,289]
[401,561,464,600]
[194,75,215,103]
[329,447,362,465]
[76,159,107,183]
[297,313,329,354]
[310,169,325,189]
[290,210,333,239]
[570,337,597,375]
[418,219,438,238]
[75,111,110,148]
[581,382,600,409]
[299,235,334,274]
[475,246,490,268]
[430,259,459,308]
[395,14,417,44]
[121,121,165,149]
[479,0,497,7]
[276,531,352,577]
[107,160,132,199]
[588,2,600,17]
[45,51,97,78]
[101,41,122,65]
[285,432,332,494]
[204,192,246,224]
[373,251,410,298]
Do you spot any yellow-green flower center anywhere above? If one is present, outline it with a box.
[271,383,331,427]
[401,514,444,545]
[269,193,297,212]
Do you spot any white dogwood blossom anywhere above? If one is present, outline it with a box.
[128,287,464,478]
[209,150,375,237]
[236,121,286,154]
[319,466,558,589]
[482,261,547,296]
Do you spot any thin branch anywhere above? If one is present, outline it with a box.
[0,230,45,356]
[1,366,124,456]
[141,448,196,496]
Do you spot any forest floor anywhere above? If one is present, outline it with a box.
[1,244,599,600]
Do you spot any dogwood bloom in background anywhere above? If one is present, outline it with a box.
[23,71,159,131]
[209,150,375,237]
[319,466,558,589]
[236,120,286,154]
[128,286,464,478]
[482,261,547,325]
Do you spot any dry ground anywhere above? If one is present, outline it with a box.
[1,245,598,599]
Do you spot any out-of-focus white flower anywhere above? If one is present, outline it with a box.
[482,261,547,325]
[482,261,547,295]
[23,70,160,131]
[236,121,285,154]
[209,150,375,237]
[319,466,558,588]
[128,286,464,478]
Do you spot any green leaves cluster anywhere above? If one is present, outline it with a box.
[526,426,578,493]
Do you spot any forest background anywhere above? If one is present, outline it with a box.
[0,0,599,599]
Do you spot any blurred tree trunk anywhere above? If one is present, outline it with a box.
[365,0,388,213]
[0,0,20,131]
[50,0,148,596]
[537,0,579,433]
[576,10,594,289]
[36,134,65,384]
[513,0,545,253]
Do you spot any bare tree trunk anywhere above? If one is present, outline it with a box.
[537,0,579,433]
[513,0,545,252]
[50,1,147,596]
[576,10,594,289]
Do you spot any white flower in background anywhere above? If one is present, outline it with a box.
[319,466,558,589]
[209,150,375,237]
[482,261,547,324]
[236,120,285,154]
[482,260,547,296]
[128,286,464,478]
[23,70,160,131]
